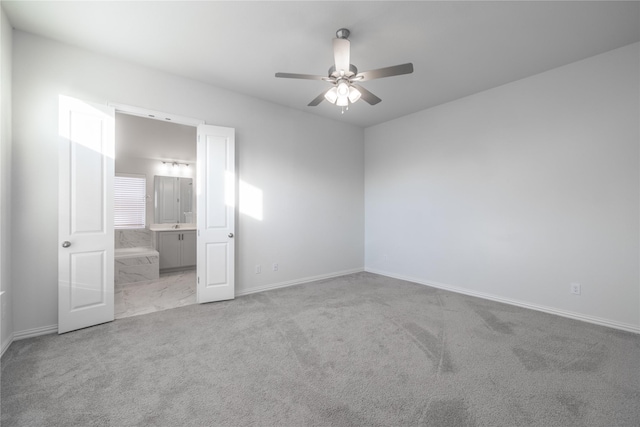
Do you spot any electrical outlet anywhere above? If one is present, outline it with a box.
[273,263,279,272]
[255,265,261,274]
[570,282,581,295]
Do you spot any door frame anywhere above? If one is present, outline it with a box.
[110,104,226,308]
[109,103,205,128]
[60,99,238,332]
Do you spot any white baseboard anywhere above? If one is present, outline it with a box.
[1,324,58,358]
[13,324,58,341]
[236,267,365,297]
[1,333,13,358]
[365,268,640,334]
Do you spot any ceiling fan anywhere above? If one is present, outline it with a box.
[275,28,414,113]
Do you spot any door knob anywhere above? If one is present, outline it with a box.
[228,233,234,238]
[62,241,71,248]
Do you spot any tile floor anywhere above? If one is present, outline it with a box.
[114,269,196,319]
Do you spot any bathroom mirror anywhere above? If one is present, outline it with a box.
[154,176,194,223]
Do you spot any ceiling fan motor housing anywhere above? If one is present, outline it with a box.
[328,64,358,78]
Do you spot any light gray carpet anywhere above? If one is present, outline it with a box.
[2,272,639,426]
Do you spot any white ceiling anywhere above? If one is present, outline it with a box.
[4,1,639,128]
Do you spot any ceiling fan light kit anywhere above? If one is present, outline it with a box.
[348,86,362,103]
[276,28,414,114]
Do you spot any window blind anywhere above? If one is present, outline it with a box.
[114,174,146,229]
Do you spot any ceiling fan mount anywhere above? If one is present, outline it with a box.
[335,28,350,40]
[275,28,414,113]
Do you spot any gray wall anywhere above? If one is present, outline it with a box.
[11,31,364,334]
[365,43,640,331]
[115,113,197,228]
[1,7,13,352]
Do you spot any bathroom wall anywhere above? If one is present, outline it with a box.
[115,112,197,227]
[115,157,195,228]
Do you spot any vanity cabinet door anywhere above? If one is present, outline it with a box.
[158,230,196,270]
[181,231,197,267]
[158,231,182,269]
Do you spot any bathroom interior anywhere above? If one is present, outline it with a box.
[114,112,198,319]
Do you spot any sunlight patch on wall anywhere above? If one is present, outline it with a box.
[239,180,263,221]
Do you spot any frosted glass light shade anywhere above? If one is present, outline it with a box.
[325,82,361,108]
[324,87,338,104]
[348,86,361,103]
[337,82,349,97]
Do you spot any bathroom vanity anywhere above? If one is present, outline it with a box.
[152,175,197,271]
[150,224,197,271]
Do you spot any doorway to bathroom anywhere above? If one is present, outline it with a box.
[58,96,236,333]
[113,112,198,319]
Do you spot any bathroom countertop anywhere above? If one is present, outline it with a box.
[149,224,197,231]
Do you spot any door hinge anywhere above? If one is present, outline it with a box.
[197,276,200,284]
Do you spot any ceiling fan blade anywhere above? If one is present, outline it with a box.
[308,88,331,107]
[357,63,414,81]
[275,72,326,80]
[352,84,381,105]
[333,38,350,75]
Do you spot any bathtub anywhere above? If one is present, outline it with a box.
[114,247,160,285]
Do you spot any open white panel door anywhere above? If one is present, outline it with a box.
[196,125,235,303]
[58,96,115,334]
